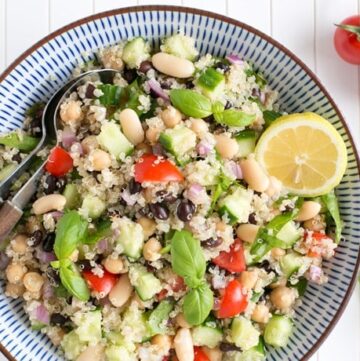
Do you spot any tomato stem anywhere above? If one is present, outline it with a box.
[335,23,360,41]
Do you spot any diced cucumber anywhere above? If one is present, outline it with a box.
[161,33,198,60]
[192,325,223,348]
[97,122,134,159]
[129,264,162,301]
[239,337,266,361]
[197,68,225,100]
[0,132,39,152]
[74,310,102,344]
[219,187,252,224]
[61,330,86,360]
[63,183,80,209]
[105,345,136,361]
[116,218,144,259]
[81,194,106,219]
[121,303,151,343]
[122,37,150,69]
[159,125,197,164]
[231,316,260,351]
[276,221,301,248]
[279,252,304,278]
[147,299,174,335]
[264,315,293,348]
[0,163,17,181]
[235,130,256,158]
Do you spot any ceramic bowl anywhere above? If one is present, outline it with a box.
[0,6,359,361]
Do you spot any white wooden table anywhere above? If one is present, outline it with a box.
[0,0,359,360]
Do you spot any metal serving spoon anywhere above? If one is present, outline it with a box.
[0,69,119,243]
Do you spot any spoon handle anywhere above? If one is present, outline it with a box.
[0,201,23,243]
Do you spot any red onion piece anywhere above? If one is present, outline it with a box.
[61,127,77,149]
[307,265,322,283]
[259,91,266,105]
[121,189,137,206]
[48,211,63,221]
[35,304,50,325]
[226,54,244,65]
[36,248,56,263]
[197,140,213,156]
[0,252,10,270]
[147,78,170,101]
[186,184,207,205]
[97,239,108,252]
[42,280,55,300]
[228,161,243,179]
[71,142,84,156]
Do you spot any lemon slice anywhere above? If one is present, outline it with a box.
[255,112,347,196]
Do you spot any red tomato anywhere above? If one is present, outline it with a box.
[212,240,246,273]
[194,347,210,361]
[305,231,333,258]
[217,279,248,319]
[134,154,184,183]
[82,269,118,296]
[45,146,73,176]
[334,15,360,64]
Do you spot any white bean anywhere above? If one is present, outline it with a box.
[103,256,125,274]
[175,313,191,328]
[151,334,172,354]
[214,134,239,159]
[174,328,194,361]
[296,201,321,222]
[161,106,182,128]
[239,270,258,290]
[265,176,282,197]
[119,108,145,145]
[240,158,269,192]
[152,53,195,78]
[76,344,104,361]
[236,224,260,243]
[32,194,66,215]
[109,274,133,308]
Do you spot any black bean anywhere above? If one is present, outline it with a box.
[152,143,166,157]
[203,114,215,123]
[258,260,272,273]
[50,313,68,326]
[44,175,66,195]
[185,80,195,89]
[123,68,137,83]
[219,342,242,352]
[202,237,223,248]
[77,260,92,272]
[156,190,177,203]
[12,153,22,163]
[160,81,172,90]
[128,178,142,195]
[176,199,196,222]
[248,213,257,225]
[149,203,169,220]
[138,60,153,74]
[29,117,42,136]
[46,267,60,285]
[285,204,295,212]
[42,233,55,252]
[215,62,230,72]
[225,101,232,109]
[31,230,43,246]
[85,84,96,99]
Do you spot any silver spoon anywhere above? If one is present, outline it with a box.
[0,69,119,242]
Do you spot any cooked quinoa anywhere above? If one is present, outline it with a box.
[0,34,342,361]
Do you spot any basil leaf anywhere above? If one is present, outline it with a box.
[26,102,45,117]
[321,191,342,243]
[263,110,282,127]
[0,132,39,152]
[183,283,214,326]
[245,68,267,89]
[84,218,112,245]
[290,277,308,297]
[148,299,174,335]
[54,211,88,260]
[171,230,206,288]
[170,89,212,118]
[59,262,90,301]
[120,79,144,115]
[210,171,234,213]
[98,84,123,106]
[214,109,256,127]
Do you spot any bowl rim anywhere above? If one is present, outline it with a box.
[0,5,359,361]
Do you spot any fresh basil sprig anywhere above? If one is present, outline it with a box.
[83,218,112,245]
[213,109,256,127]
[170,230,213,325]
[321,190,342,243]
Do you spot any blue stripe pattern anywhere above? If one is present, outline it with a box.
[0,8,359,361]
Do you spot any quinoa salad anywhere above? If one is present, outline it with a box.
[0,34,346,361]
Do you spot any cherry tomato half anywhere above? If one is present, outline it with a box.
[82,269,118,296]
[194,347,210,361]
[45,146,73,177]
[212,240,246,273]
[334,15,360,64]
[134,154,184,183]
[217,279,248,319]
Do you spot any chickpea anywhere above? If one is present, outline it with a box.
[161,106,182,128]
[175,313,191,328]
[90,149,111,171]
[109,274,133,308]
[270,286,297,311]
[214,134,239,159]
[48,327,65,346]
[5,283,25,298]
[60,100,83,123]
[143,237,162,262]
[251,304,270,323]
[137,217,157,239]
[103,256,125,274]
[146,127,160,144]
[81,136,98,154]
[215,220,227,232]
[174,328,194,361]
[239,270,258,290]
[23,290,41,301]
[23,272,44,293]
[6,263,27,284]
[101,49,124,71]
[236,224,260,243]
[271,247,286,260]
[151,334,172,354]
[303,214,326,231]
[203,347,222,361]
[190,118,208,137]
[11,234,28,254]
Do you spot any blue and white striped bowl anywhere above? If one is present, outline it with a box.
[0,6,359,361]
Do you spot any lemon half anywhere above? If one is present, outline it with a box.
[255,112,347,196]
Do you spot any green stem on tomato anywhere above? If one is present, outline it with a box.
[335,23,360,41]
